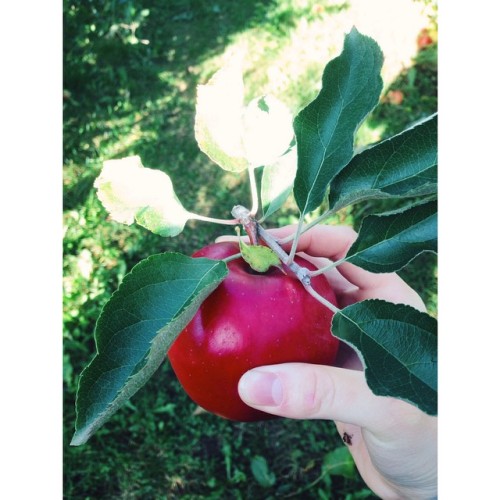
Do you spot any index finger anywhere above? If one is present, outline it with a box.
[269,224,358,262]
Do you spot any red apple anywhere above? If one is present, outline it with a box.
[167,241,340,421]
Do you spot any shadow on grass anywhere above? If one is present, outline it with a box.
[64,0,308,211]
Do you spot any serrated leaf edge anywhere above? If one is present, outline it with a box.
[344,199,437,273]
[333,299,437,415]
[70,256,228,446]
[329,113,438,212]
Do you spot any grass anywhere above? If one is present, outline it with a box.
[63,0,437,497]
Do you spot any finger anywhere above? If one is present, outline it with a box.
[334,341,364,370]
[337,263,427,312]
[269,224,358,262]
[294,253,359,300]
[337,262,402,290]
[238,362,400,430]
[216,225,298,245]
[277,226,424,308]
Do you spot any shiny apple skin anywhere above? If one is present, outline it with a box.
[168,241,340,421]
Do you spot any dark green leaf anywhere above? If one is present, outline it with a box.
[71,253,228,446]
[293,28,383,215]
[343,200,437,273]
[332,300,437,415]
[250,455,276,487]
[329,113,437,212]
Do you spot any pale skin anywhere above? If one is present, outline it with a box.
[218,225,437,499]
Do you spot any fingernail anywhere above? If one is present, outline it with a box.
[239,370,283,407]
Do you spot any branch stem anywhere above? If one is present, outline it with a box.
[304,285,339,314]
[280,209,335,244]
[286,214,304,264]
[308,258,345,277]
[256,224,311,286]
[248,165,260,217]
[189,213,240,226]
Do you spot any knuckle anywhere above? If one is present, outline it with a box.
[297,368,335,419]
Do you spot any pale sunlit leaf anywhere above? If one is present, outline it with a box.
[194,54,248,172]
[94,155,190,237]
[260,146,298,220]
[242,95,294,167]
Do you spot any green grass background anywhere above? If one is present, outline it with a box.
[63,0,437,497]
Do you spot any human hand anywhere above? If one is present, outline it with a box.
[224,224,437,499]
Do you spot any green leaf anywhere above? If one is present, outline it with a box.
[293,28,383,215]
[70,253,228,446]
[322,447,357,479]
[94,155,191,237]
[333,300,437,415]
[260,146,297,220]
[329,113,437,212]
[135,201,187,238]
[343,200,437,273]
[250,455,276,487]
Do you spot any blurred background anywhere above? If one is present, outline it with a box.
[63,0,437,497]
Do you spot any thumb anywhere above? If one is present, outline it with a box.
[238,363,391,429]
